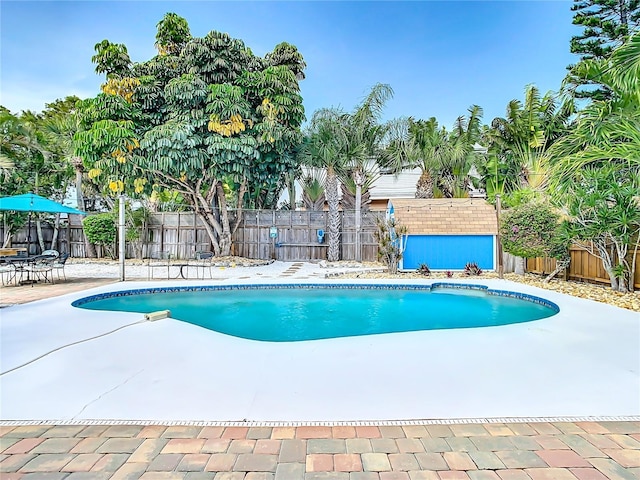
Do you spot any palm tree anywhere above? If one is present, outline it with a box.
[303,84,401,261]
[300,168,326,211]
[440,105,484,198]
[485,86,573,200]
[0,109,38,176]
[343,83,395,260]
[302,109,345,261]
[389,107,483,200]
[405,117,448,198]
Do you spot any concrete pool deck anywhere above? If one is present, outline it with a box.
[1,267,638,422]
[1,261,639,478]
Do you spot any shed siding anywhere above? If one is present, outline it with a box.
[402,235,495,270]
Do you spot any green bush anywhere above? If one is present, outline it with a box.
[500,202,566,259]
[83,213,117,258]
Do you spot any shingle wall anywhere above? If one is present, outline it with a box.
[390,198,498,235]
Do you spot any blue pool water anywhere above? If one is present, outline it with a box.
[73,284,558,342]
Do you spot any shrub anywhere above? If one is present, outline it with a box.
[83,213,117,258]
[417,263,431,276]
[464,262,482,276]
[373,217,408,275]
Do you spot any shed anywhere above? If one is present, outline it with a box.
[389,198,498,271]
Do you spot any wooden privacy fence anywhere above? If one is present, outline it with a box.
[0,214,87,258]
[1,210,385,262]
[232,210,384,261]
[526,246,640,290]
[3,211,638,289]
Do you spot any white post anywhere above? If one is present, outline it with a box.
[496,194,504,279]
[119,195,126,282]
[355,183,362,262]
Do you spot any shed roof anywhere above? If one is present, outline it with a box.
[390,198,498,235]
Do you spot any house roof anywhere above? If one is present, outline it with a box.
[370,168,422,199]
[390,198,498,235]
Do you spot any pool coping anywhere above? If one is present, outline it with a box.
[2,415,640,427]
[70,282,560,312]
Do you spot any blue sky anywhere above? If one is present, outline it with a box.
[1,1,577,128]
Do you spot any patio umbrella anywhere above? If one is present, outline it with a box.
[0,192,87,254]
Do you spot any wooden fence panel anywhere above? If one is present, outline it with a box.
[231,210,384,262]
[526,246,640,289]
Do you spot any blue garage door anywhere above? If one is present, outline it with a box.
[402,235,494,270]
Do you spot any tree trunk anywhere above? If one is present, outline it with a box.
[215,181,233,257]
[353,170,364,262]
[630,237,639,292]
[614,241,630,292]
[415,171,434,198]
[74,163,84,210]
[325,167,341,262]
[36,218,45,252]
[595,242,620,291]
[514,256,526,275]
[194,190,222,256]
[50,213,60,251]
[287,173,296,211]
[544,257,570,283]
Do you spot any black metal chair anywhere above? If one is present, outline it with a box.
[0,262,18,286]
[52,252,70,281]
[147,251,172,280]
[28,256,56,284]
[193,251,214,279]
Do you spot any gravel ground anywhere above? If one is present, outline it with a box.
[64,257,639,311]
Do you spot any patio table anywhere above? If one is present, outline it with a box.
[0,254,55,285]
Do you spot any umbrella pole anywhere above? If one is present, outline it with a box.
[27,212,32,255]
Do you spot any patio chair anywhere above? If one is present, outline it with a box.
[28,256,56,284]
[147,251,172,280]
[192,251,214,279]
[41,249,60,259]
[0,262,18,286]
[52,252,69,281]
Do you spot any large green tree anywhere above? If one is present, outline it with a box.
[553,32,640,187]
[75,13,306,256]
[562,167,639,292]
[337,83,398,261]
[571,0,639,59]
[0,103,77,249]
[551,34,640,292]
[567,0,640,99]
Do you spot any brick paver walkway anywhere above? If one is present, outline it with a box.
[0,278,116,306]
[1,422,639,479]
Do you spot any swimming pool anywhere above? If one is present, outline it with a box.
[73,283,558,342]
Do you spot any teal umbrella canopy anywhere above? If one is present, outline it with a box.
[0,192,87,215]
